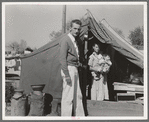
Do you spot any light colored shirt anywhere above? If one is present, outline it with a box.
[88,52,103,67]
[68,33,79,57]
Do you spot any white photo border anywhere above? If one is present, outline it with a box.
[2,1,148,120]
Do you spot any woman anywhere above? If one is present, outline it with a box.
[88,43,111,101]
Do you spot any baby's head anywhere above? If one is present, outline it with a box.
[103,54,112,65]
[103,54,110,60]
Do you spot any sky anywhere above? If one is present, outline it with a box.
[4,2,145,49]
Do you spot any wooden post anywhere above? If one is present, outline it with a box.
[62,5,66,34]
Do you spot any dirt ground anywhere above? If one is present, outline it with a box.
[5,103,11,116]
[5,70,144,117]
[5,100,143,117]
[87,100,143,116]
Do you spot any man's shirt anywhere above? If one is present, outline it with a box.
[68,33,79,57]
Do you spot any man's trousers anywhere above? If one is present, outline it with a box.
[61,65,85,116]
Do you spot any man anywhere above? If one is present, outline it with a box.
[59,19,85,116]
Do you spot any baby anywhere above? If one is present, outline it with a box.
[91,54,105,80]
[91,54,112,80]
[102,54,112,72]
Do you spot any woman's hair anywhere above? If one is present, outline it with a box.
[92,43,100,48]
[92,43,101,53]
[70,19,82,27]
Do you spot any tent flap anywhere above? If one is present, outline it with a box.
[87,14,143,69]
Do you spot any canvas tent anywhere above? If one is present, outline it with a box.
[83,11,143,100]
[20,11,143,100]
[100,19,143,68]
[84,11,143,68]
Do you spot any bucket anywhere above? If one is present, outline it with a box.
[11,89,27,116]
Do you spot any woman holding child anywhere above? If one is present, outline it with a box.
[88,43,112,101]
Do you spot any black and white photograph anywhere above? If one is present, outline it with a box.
[2,2,147,120]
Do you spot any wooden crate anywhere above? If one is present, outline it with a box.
[117,92,136,101]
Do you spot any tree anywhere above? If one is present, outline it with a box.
[49,19,79,40]
[49,30,63,41]
[128,26,143,47]
[32,47,38,51]
[7,40,28,54]
[18,40,27,54]
[49,20,71,41]
[7,41,20,53]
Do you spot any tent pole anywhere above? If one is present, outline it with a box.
[86,9,100,23]
[62,5,66,34]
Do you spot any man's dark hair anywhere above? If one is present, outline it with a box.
[70,19,82,27]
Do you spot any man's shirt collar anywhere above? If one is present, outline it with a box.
[68,33,75,43]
